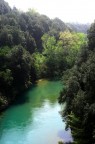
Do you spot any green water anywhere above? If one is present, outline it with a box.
[0,80,72,144]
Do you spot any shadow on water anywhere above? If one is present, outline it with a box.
[12,84,37,106]
[12,78,63,105]
[12,79,62,107]
[0,80,73,144]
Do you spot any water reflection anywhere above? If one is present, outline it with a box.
[0,80,72,144]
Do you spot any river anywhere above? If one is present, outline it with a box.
[0,80,72,144]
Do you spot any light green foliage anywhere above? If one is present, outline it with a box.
[59,31,86,67]
[41,31,86,78]
[42,34,56,52]
[42,34,63,77]
[33,52,46,78]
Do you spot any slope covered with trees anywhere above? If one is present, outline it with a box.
[0,0,87,114]
[59,22,95,144]
[1,0,95,144]
[67,23,90,34]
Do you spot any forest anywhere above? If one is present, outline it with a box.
[59,22,95,143]
[0,0,95,144]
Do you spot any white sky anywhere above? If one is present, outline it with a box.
[5,0,95,23]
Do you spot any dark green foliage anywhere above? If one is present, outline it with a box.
[52,18,67,31]
[1,1,93,144]
[0,0,88,112]
[87,22,95,50]
[59,22,95,144]
[0,45,36,109]
[0,0,11,14]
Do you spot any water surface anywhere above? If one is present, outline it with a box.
[0,80,72,144]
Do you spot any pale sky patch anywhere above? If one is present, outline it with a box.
[5,0,95,23]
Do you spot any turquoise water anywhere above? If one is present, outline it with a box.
[0,80,72,144]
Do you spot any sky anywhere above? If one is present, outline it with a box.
[5,0,95,24]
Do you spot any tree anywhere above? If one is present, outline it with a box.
[59,22,95,144]
[0,0,11,14]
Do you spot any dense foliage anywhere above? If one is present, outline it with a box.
[0,0,68,109]
[40,31,86,78]
[0,0,87,114]
[1,0,94,144]
[59,22,95,144]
